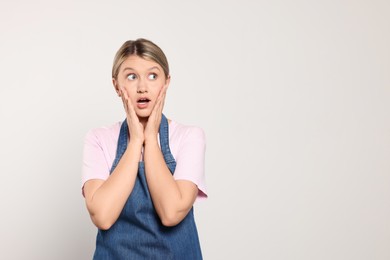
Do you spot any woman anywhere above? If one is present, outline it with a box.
[81,38,207,259]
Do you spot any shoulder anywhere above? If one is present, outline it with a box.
[84,121,122,146]
[82,122,121,193]
[169,120,206,145]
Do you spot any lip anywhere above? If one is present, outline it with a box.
[136,96,151,109]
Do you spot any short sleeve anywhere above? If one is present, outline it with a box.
[173,127,207,201]
[81,129,111,196]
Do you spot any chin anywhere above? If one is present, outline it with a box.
[136,110,152,119]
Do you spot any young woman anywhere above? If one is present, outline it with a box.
[81,38,207,259]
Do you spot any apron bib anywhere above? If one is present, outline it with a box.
[93,115,202,260]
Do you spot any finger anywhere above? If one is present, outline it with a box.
[155,85,167,106]
[119,86,126,98]
[158,95,166,115]
[120,87,130,103]
[153,93,164,115]
[156,84,167,100]
[120,87,138,117]
[149,84,168,120]
[163,83,169,93]
[161,91,167,108]
[122,88,134,110]
[120,86,132,104]
[148,100,161,125]
[120,90,129,113]
[119,86,128,104]
[158,86,167,113]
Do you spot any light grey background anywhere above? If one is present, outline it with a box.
[0,0,389,259]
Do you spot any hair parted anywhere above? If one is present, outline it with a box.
[112,38,170,80]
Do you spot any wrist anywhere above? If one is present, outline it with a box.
[144,135,159,146]
[128,138,144,148]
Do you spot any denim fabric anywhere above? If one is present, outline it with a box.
[93,115,202,260]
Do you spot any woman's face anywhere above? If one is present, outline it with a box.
[113,55,169,119]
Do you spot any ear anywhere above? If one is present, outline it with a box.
[112,78,121,97]
[165,75,171,88]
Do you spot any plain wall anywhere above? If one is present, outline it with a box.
[0,0,389,259]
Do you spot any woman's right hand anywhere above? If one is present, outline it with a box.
[84,87,144,230]
[119,86,144,144]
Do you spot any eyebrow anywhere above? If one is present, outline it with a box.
[122,66,161,72]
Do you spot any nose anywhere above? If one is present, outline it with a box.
[136,78,148,93]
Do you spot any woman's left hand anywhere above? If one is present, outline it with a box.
[144,84,168,142]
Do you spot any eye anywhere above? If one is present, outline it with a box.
[148,73,157,80]
[127,73,137,80]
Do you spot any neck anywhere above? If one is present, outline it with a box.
[137,114,166,129]
[138,116,148,129]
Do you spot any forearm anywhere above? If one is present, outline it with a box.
[85,140,142,230]
[144,138,196,226]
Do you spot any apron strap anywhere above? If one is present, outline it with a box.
[110,114,176,174]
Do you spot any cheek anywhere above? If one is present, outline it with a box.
[121,83,137,95]
[157,81,166,91]
[152,86,163,96]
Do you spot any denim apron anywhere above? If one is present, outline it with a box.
[93,115,202,260]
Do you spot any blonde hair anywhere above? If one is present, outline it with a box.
[112,38,170,80]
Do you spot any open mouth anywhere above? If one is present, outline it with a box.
[137,98,150,104]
